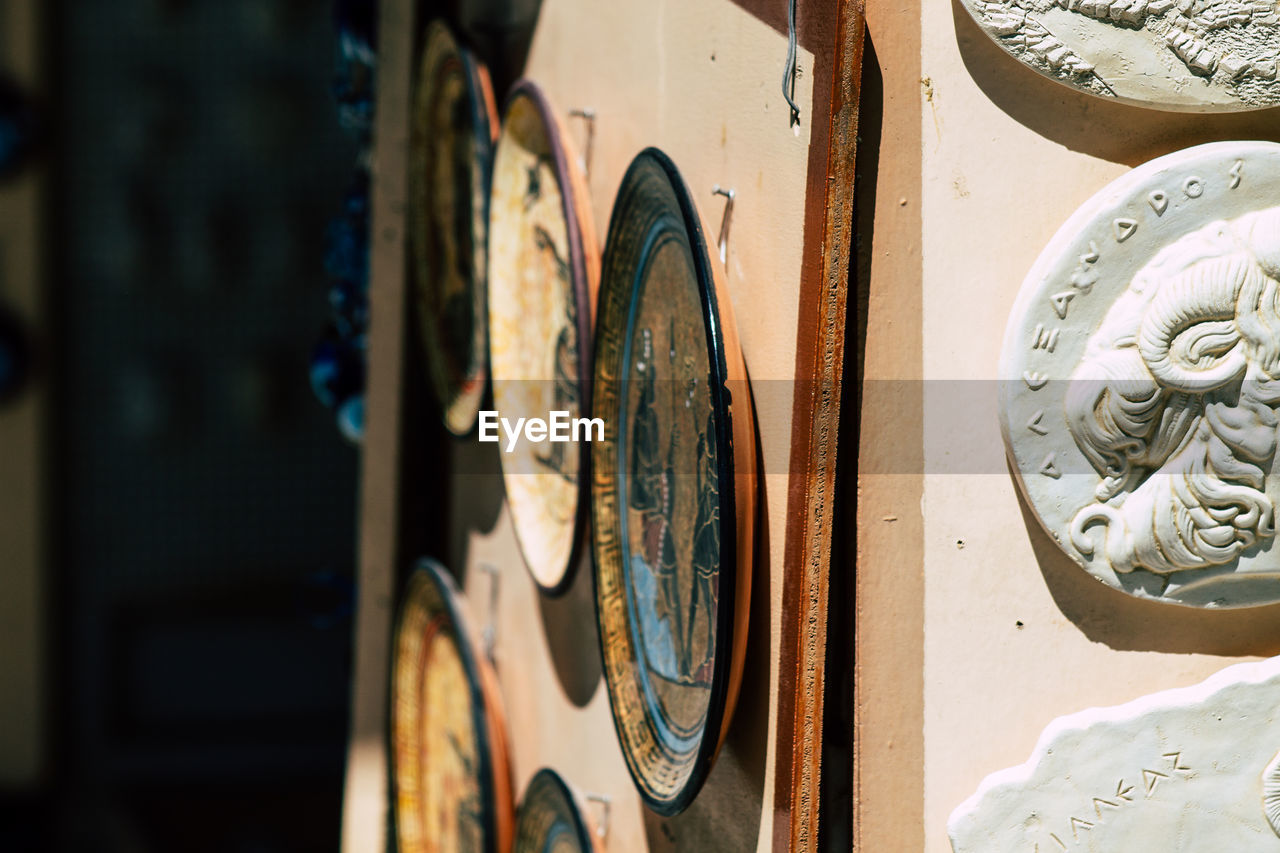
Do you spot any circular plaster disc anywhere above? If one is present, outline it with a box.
[1000,141,1280,608]
[512,769,600,853]
[391,559,514,852]
[960,0,1280,112]
[591,148,757,815]
[409,21,498,435]
[487,81,599,595]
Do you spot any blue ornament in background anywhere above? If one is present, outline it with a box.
[323,171,370,287]
[0,73,39,181]
[335,394,364,443]
[332,0,377,140]
[313,0,376,443]
[309,327,365,413]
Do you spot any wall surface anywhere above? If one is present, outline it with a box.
[860,0,1280,850]
[344,0,831,850]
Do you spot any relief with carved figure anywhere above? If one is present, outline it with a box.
[961,0,1280,110]
[1000,141,1280,607]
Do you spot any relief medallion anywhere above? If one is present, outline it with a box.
[1001,141,1280,607]
[950,657,1280,851]
[960,0,1280,111]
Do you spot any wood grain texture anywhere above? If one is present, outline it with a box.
[774,0,865,849]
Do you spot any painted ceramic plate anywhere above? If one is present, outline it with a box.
[488,81,600,595]
[391,558,514,853]
[512,769,600,853]
[590,148,757,815]
[409,21,498,435]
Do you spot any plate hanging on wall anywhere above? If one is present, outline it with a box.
[512,768,601,853]
[487,80,600,595]
[390,558,515,853]
[590,148,757,815]
[409,21,498,436]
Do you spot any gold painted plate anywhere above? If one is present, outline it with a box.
[513,768,601,853]
[409,21,499,435]
[487,80,600,595]
[391,558,515,853]
[590,148,757,815]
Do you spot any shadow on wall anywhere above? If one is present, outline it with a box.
[950,0,1280,166]
[1012,457,1280,656]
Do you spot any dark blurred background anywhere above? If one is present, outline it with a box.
[1,1,363,850]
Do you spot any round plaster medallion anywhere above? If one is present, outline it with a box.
[1000,141,1280,608]
[960,0,1280,112]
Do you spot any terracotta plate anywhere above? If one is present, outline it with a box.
[591,148,757,815]
[512,768,600,853]
[409,21,498,435]
[487,81,600,595]
[391,558,514,852]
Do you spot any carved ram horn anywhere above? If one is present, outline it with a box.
[1239,206,1280,281]
[1137,255,1262,393]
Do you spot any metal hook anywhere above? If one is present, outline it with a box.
[568,108,596,182]
[477,563,500,661]
[584,792,612,842]
[712,185,736,265]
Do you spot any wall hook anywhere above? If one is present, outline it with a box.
[568,108,596,182]
[584,792,612,842]
[477,563,501,662]
[712,185,736,264]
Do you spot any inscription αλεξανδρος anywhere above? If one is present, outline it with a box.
[1001,142,1280,607]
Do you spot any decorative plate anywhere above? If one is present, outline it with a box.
[590,148,757,815]
[409,21,498,435]
[487,81,600,595]
[391,558,514,852]
[512,768,601,853]
[1000,141,1280,607]
[958,0,1280,112]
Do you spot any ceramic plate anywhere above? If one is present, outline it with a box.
[391,558,514,852]
[408,21,498,435]
[487,81,599,594]
[512,768,600,853]
[590,148,757,815]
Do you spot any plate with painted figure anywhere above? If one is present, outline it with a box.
[1000,141,1280,607]
[959,0,1280,112]
[512,768,602,853]
[409,21,498,435]
[591,148,757,815]
[391,558,514,853]
[487,81,600,595]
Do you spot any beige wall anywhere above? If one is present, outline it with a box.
[861,0,1280,849]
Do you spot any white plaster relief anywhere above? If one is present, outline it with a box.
[1000,142,1280,607]
[961,0,1280,111]
[949,656,1280,852]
